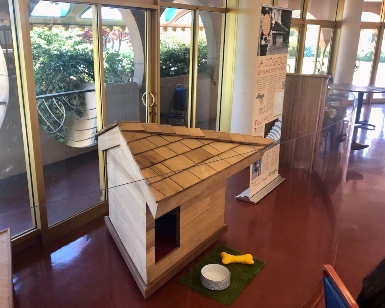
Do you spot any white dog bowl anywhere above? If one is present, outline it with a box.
[200,264,230,291]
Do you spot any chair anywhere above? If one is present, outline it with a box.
[323,264,358,308]
[160,84,187,126]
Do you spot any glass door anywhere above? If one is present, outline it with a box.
[28,2,156,226]
[98,6,150,125]
[159,7,192,127]
[193,10,224,130]
[158,6,224,130]
[29,1,102,226]
[353,29,377,86]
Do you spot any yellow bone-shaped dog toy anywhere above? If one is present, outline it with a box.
[221,252,254,265]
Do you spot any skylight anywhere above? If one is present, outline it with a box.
[31,1,71,18]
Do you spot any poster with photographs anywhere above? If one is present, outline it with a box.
[249,5,292,198]
[258,6,292,57]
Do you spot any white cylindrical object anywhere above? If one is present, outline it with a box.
[0,45,9,130]
[334,0,364,84]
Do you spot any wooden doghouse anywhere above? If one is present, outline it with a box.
[97,122,273,298]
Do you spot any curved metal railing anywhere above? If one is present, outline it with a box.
[36,89,97,147]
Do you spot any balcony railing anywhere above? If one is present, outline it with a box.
[36,88,97,147]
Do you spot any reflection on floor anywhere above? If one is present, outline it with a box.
[0,150,100,237]
[10,104,385,307]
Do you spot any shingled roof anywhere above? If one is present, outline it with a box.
[98,122,273,218]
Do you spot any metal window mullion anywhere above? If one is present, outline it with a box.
[296,23,306,73]
[328,0,345,75]
[48,0,158,10]
[147,9,160,124]
[92,4,107,201]
[380,0,385,22]
[298,0,308,73]
[189,9,199,128]
[217,0,238,133]
[313,26,321,73]
[216,11,227,131]
[369,25,384,89]
[159,1,227,13]
[302,0,309,20]
[9,0,48,236]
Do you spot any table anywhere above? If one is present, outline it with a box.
[328,83,385,129]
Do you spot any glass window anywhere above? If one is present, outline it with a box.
[287,27,299,73]
[307,0,337,20]
[353,29,377,86]
[317,28,333,73]
[277,0,304,17]
[29,1,102,226]
[302,24,320,74]
[159,8,192,127]
[302,27,333,74]
[194,11,224,130]
[101,6,147,124]
[0,7,35,237]
[374,33,385,98]
[31,1,71,17]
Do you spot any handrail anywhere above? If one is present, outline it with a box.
[36,89,97,146]
[36,89,95,100]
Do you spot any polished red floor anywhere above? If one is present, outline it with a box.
[11,104,385,307]
[334,104,385,298]
[12,167,336,308]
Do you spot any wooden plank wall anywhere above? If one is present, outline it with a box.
[0,228,13,308]
[107,146,148,284]
[280,74,329,170]
[118,134,158,218]
[146,180,226,284]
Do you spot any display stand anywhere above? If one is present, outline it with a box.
[236,175,285,204]
[237,5,292,204]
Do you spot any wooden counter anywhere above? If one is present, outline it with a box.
[280,73,329,170]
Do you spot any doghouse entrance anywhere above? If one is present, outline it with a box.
[155,207,180,262]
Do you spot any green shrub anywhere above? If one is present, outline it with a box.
[31,27,208,141]
[104,50,134,83]
[31,27,94,142]
[159,34,208,78]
